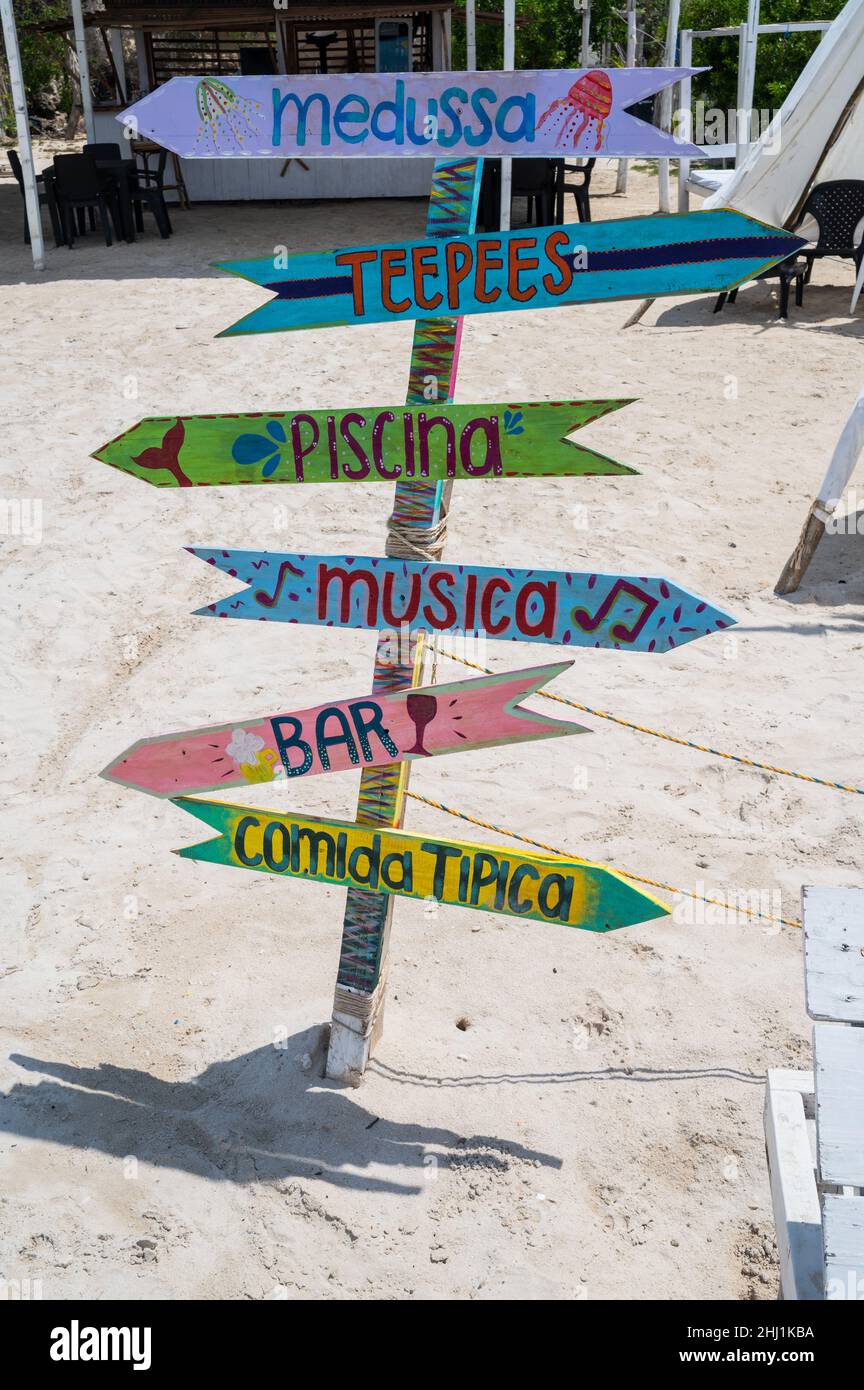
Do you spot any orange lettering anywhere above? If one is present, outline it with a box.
[475,239,503,304]
[508,236,539,303]
[334,249,378,315]
[445,240,474,310]
[412,246,443,311]
[381,248,411,315]
[541,231,573,297]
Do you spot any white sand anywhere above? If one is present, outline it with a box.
[1,156,863,1300]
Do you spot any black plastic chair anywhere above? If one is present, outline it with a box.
[128,149,172,238]
[511,158,559,226]
[477,158,559,231]
[476,158,501,231]
[714,179,864,318]
[798,180,864,282]
[714,259,806,319]
[7,149,62,247]
[84,145,126,234]
[559,158,595,222]
[83,142,123,161]
[51,153,118,247]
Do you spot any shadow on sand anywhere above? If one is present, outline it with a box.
[4,1028,562,1195]
[650,278,864,339]
[773,506,864,608]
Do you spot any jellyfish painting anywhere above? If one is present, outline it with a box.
[194,78,262,153]
[537,70,614,150]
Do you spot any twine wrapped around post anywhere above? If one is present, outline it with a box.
[385,504,450,562]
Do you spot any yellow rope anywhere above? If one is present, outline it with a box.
[442,651,862,797]
[405,790,802,930]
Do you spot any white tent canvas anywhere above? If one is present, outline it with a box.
[704,0,864,229]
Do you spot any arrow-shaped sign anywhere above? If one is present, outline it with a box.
[92,399,636,488]
[172,797,669,933]
[102,661,587,797]
[117,68,704,161]
[188,548,736,652]
[214,211,806,337]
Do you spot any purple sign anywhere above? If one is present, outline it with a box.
[118,68,704,160]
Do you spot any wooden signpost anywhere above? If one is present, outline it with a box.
[99,60,773,1084]
[324,156,486,1078]
[171,797,669,933]
[214,213,806,337]
[102,661,587,797]
[93,399,636,486]
[188,547,735,651]
[118,69,703,161]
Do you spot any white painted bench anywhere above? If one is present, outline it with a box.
[764,886,864,1300]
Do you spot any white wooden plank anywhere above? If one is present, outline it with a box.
[770,1069,815,1095]
[803,885,864,1023]
[822,1196,864,1300]
[764,1073,823,1300]
[814,1023,864,1187]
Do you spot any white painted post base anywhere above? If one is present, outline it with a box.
[325,982,387,1085]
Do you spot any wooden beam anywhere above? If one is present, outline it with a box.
[764,1072,823,1301]
[615,0,636,194]
[823,1196,864,1301]
[70,0,95,141]
[815,1024,864,1188]
[803,886,864,1024]
[98,26,125,104]
[657,0,681,212]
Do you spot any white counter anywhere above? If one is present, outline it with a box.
[94,108,435,202]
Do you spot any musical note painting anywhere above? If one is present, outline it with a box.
[185,548,735,652]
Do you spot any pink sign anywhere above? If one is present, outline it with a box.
[102,661,587,797]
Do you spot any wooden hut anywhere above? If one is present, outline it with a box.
[36,0,460,199]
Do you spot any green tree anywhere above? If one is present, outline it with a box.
[2,0,71,133]
[681,0,845,113]
[450,0,845,114]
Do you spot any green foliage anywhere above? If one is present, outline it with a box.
[681,0,846,113]
[451,0,621,72]
[2,0,71,132]
[451,0,845,116]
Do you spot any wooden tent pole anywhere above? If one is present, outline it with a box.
[786,73,864,230]
[775,387,864,594]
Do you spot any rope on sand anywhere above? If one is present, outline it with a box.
[405,790,802,931]
[441,650,862,798]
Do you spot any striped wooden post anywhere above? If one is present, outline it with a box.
[326,156,483,1082]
